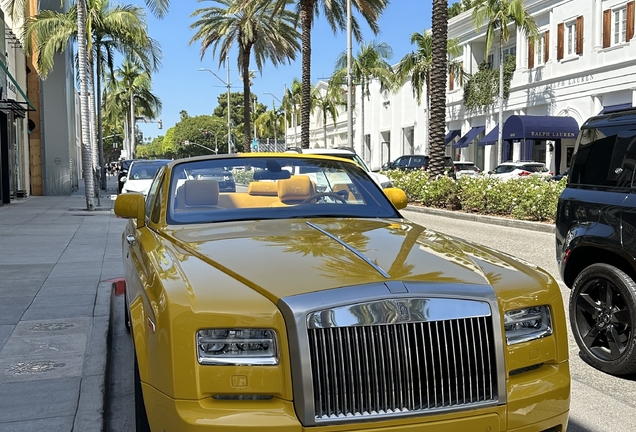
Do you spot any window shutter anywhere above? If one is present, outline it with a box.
[544,31,550,62]
[449,67,454,91]
[557,23,564,60]
[528,39,535,69]
[603,10,611,48]
[576,16,584,55]
[628,1,635,42]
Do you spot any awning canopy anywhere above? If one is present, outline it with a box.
[0,58,36,114]
[454,126,485,148]
[478,125,499,146]
[502,115,578,141]
[599,103,632,114]
[444,129,461,144]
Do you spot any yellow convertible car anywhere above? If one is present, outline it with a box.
[115,153,569,432]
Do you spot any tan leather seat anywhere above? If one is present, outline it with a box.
[176,180,221,210]
[247,182,278,196]
[332,183,355,201]
[270,175,315,206]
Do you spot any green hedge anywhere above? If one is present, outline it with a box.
[384,170,567,222]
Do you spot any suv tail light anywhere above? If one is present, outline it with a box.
[519,171,531,177]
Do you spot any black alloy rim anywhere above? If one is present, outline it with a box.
[574,277,632,361]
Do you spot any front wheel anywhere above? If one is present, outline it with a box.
[570,263,636,375]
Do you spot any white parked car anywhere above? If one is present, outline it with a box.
[451,161,481,179]
[121,159,171,197]
[287,147,394,189]
[488,161,552,181]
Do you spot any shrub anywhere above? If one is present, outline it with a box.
[384,171,567,223]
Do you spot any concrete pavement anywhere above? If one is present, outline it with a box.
[0,175,126,432]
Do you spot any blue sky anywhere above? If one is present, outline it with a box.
[130,0,433,141]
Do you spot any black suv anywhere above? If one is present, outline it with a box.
[382,155,453,171]
[556,108,636,375]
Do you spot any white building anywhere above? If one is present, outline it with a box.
[302,0,636,175]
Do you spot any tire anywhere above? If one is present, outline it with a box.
[134,355,151,432]
[123,300,131,333]
[570,263,636,375]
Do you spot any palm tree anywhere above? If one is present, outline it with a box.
[103,60,162,158]
[395,30,462,157]
[282,77,302,146]
[313,81,344,148]
[334,40,394,153]
[25,0,161,190]
[428,0,450,178]
[254,0,388,148]
[7,0,167,210]
[472,0,538,164]
[190,0,300,152]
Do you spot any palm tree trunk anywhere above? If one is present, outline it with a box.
[88,69,100,205]
[242,49,251,152]
[497,32,504,164]
[96,48,106,190]
[323,113,327,148]
[77,0,95,210]
[130,91,136,158]
[429,0,449,177]
[300,0,314,149]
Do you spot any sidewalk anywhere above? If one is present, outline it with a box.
[0,175,126,432]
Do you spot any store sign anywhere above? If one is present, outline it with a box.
[554,74,594,88]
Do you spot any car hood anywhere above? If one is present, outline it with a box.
[122,179,152,194]
[162,218,552,304]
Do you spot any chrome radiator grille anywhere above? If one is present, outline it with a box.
[307,316,498,420]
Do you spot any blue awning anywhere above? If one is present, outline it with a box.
[502,115,578,141]
[599,103,632,114]
[445,129,461,144]
[478,125,499,146]
[454,126,485,148]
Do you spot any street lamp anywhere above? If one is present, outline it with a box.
[347,0,353,148]
[264,92,286,152]
[199,59,242,154]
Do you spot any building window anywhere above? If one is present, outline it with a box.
[615,7,627,44]
[537,35,545,65]
[558,16,584,60]
[487,53,494,68]
[566,21,577,55]
[503,46,516,59]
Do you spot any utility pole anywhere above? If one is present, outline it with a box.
[199,60,241,154]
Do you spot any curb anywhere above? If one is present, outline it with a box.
[73,281,114,432]
[404,205,556,234]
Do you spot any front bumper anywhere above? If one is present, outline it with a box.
[143,361,569,432]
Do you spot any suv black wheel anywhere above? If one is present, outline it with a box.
[570,263,636,375]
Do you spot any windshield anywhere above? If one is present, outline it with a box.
[129,161,169,180]
[167,156,400,224]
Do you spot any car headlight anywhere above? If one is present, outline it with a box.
[197,329,278,365]
[504,306,552,345]
[380,180,394,188]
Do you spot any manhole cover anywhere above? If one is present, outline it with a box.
[30,322,74,332]
[8,360,66,375]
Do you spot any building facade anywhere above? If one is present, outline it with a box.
[0,8,33,206]
[303,0,636,175]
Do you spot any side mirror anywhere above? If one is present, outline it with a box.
[383,187,408,210]
[114,193,145,228]
[120,177,127,183]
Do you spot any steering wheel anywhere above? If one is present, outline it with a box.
[300,192,348,205]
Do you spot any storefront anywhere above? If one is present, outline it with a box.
[0,13,35,206]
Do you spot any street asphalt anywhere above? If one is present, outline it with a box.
[0,174,554,432]
[0,175,126,432]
